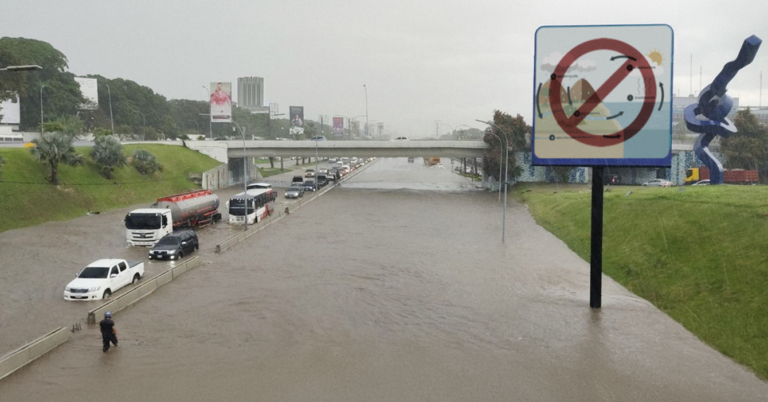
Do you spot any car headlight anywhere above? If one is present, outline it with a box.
[88,286,101,292]
[167,249,176,254]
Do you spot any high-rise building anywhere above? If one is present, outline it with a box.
[237,77,264,111]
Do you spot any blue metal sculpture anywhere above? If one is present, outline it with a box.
[684,35,761,184]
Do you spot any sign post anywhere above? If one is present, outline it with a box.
[533,25,674,308]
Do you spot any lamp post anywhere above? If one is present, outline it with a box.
[477,119,509,243]
[363,85,369,139]
[231,119,249,231]
[202,86,213,139]
[40,84,47,133]
[189,120,200,134]
[106,84,114,133]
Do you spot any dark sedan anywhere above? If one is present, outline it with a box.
[302,180,317,192]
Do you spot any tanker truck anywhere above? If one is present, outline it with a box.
[124,190,221,246]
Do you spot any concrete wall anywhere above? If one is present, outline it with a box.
[186,140,229,163]
[0,327,69,381]
[202,164,230,190]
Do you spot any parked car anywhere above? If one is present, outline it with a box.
[303,180,318,192]
[291,175,304,186]
[305,169,316,178]
[284,186,305,199]
[642,179,672,187]
[692,179,710,186]
[148,230,199,261]
[64,259,145,301]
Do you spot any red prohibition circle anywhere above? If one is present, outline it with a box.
[549,38,656,147]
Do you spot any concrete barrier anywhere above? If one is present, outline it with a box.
[0,327,69,381]
[88,256,201,324]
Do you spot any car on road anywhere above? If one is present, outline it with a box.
[305,169,316,178]
[291,175,304,186]
[408,157,415,163]
[148,230,199,261]
[64,259,145,301]
[317,175,328,187]
[303,180,318,192]
[284,186,305,199]
[394,136,409,140]
[642,179,672,187]
[692,179,710,186]
[310,135,326,141]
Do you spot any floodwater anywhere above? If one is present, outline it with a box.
[1,158,767,401]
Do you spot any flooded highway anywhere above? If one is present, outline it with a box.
[1,158,767,401]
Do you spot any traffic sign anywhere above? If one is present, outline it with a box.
[532,25,673,167]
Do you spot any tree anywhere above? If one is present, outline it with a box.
[30,133,84,184]
[482,110,531,181]
[0,154,5,176]
[90,135,127,179]
[720,108,768,183]
[0,38,84,130]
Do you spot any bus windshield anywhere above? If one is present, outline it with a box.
[228,198,253,216]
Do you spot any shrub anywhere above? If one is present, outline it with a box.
[132,149,163,175]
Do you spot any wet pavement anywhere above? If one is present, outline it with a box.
[0,158,766,401]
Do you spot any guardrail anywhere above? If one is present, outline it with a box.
[87,256,202,324]
[0,327,69,381]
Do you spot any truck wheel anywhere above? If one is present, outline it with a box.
[132,274,140,284]
[102,289,111,299]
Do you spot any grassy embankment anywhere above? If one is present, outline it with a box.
[0,144,221,234]
[516,183,768,380]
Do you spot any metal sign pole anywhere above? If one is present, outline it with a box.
[590,166,604,308]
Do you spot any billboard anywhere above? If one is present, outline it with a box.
[333,117,343,136]
[289,106,304,135]
[532,24,673,167]
[74,77,99,110]
[0,95,21,124]
[209,82,232,123]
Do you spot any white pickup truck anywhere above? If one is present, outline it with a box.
[63,259,145,301]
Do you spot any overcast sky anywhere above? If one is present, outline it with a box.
[1,0,766,137]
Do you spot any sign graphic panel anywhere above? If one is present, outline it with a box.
[209,82,232,123]
[333,117,343,136]
[532,25,673,167]
[289,106,304,135]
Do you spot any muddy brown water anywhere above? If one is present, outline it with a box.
[1,158,766,401]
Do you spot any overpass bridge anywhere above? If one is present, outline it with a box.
[205,140,488,159]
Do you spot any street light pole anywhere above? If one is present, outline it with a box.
[477,119,510,243]
[202,86,213,139]
[480,128,504,202]
[106,84,114,133]
[40,84,46,133]
[363,84,369,139]
[231,119,249,231]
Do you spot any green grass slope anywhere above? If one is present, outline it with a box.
[517,183,768,380]
[0,144,221,233]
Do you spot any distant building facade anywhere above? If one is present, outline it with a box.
[237,77,264,112]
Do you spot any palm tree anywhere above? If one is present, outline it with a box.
[30,133,84,184]
[90,135,127,179]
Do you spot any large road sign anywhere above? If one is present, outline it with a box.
[532,25,674,167]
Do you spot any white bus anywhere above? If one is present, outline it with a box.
[228,188,277,225]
